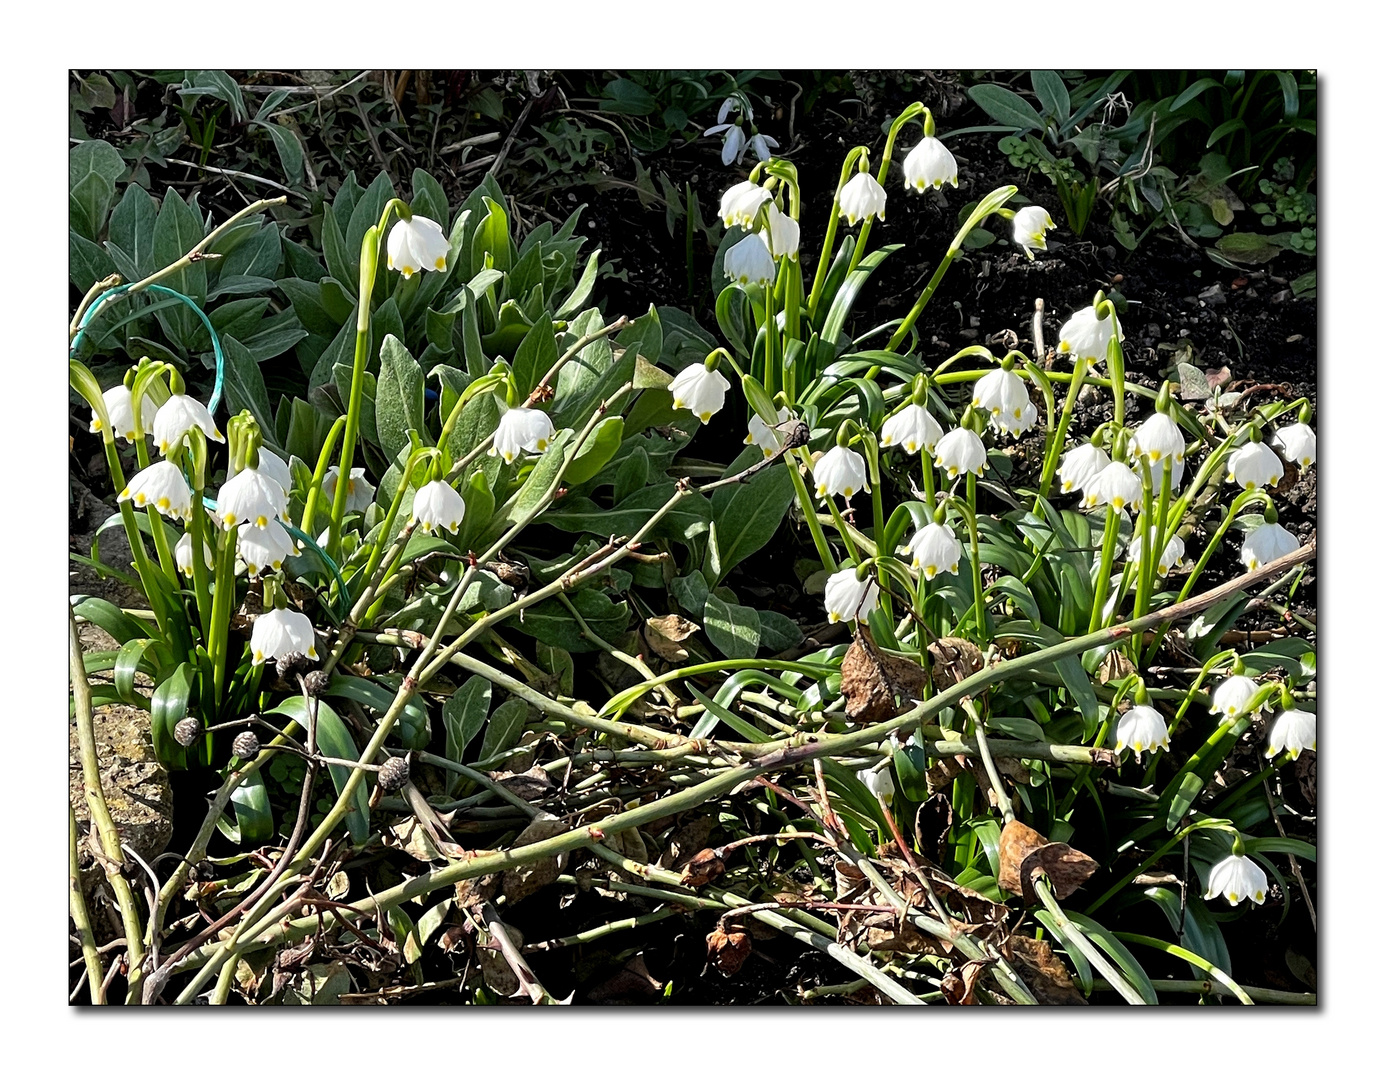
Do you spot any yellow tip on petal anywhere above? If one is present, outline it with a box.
[255,515,268,527]
[435,257,446,270]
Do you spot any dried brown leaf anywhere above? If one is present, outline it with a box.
[707,927,753,975]
[1007,935,1088,1005]
[678,847,726,888]
[998,819,1099,903]
[644,614,700,663]
[500,816,571,904]
[841,631,928,724]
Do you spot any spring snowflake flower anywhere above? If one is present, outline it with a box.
[1204,853,1267,906]
[1272,422,1315,470]
[250,607,318,665]
[903,136,958,191]
[255,449,293,498]
[410,479,466,535]
[933,427,988,479]
[492,407,556,464]
[216,466,290,530]
[972,368,1030,423]
[1082,461,1142,514]
[902,522,961,580]
[839,172,887,226]
[1266,708,1316,759]
[1226,441,1285,491]
[719,180,772,230]
[152,394,224,456]
[859,766,894,801]
[175,531,214,576]
[1057,306,1121,366]
[1132,413,1185,467]
[813,445,869,500]
[1128,528,1186,576]
[724,231,777,286]
[990,398,1038,437]
[764,203,800,258]
[386,214,450,277]
[1115,704,1170,758]
[89,384,157,443]
[322,465,376,512]
[1240,522,1299,571]
[1211,675,1261,720]
[1013,206,1055,259]
[1058,443,1110,494]
[824,566,878,624]
[746,407,795,459]
[118,460,193,522]
[1136,452,1186,491]
[238,520,297,576]
[880,404,943,454]
[669,365,731,424]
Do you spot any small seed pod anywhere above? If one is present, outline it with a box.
[173,717,203,747]
[378,756,410,793]
[276,651,311,679]
[232,731,261,759]
[302,669,331,697]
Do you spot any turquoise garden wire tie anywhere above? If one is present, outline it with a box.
[71,283,349,620]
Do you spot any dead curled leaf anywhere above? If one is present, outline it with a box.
[706,926,753,975]
[997,819,1099,904]
[841,631,928,724]
[644,614,700,663]
[1005,935,1088,1005]
[678,847,726,888]
[941,958,990,1005]
[927,637,984,690]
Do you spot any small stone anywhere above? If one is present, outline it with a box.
[379,756,411,793]
[232,731,261,759]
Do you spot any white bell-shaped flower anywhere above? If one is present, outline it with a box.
[1115,704,1170,758]
[880,404,943,454]
[322,465,376,512]
[1082,461,1142,514]
[1128,528,1186,576]
[1240,522,1299,571]
[839,172,887,226]
[1204,853,1267,906]
[724,231,777,286]
[175,531,214,576]
[823,566,878,624]
[971,368,1030,422]
[933,427,987,478]
[386,214,450,277]
[902,522,961,580]
[813,445,869,500]
[669,364,731,425]
[90,383,158,443]
[1266,708,1316,760]
[255,449,293,498]
[763,203,800,258]
[990,398,1038,437]
[1211,675,1261,720]
[748,132,778,162]
[153,394,224,456]
[1058,443,1110,494]
[216,466,290,530]
[237,520,297,576]
[491,407,557,464]
[1272,422,1315,470]
[1132,413,1185,466]
[1226,441,1284,491]
[1057,306,1121,365]
[250,607,318,665]
[903,136,957,191]
[746,407,794,459]
[1012,206,1055,259]
[719,180,772,230]
[410,479,466,535]
[705,123,746,166]
[858,766,894,801]
[118,460,193,523]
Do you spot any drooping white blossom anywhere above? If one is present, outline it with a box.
[1226,441,1285,491]
[386,215,450,277]
[118,460,193,523]
[1115,704,1170,758]
[763,203,800,258]
[237,520,297,576]
[1057,306,1121,365]
[410,480,466,535]
[1266,708,1316,760]
[1204,853,1267,906]
[153,394,224,456]
[90,383,158,443]
[859,766,895,801]
[322,465,376,512]
[724,231,778,286]
[933,428,987,479]
[813,445,869,500]
[492,407,556,464]
[250,607,318,665]
[902,522,961,580]
[719,180,772,230]
[216,466,290,530]
[903,136,958,191]
[1128,528,1186,576]
[823,566,878,624]
[1272,422,1315,470]
[880,404,944,455]
[746,407,795,459]
[1240,522,1299,571]
[1211,675,1261,720]
[1082,461,1142,514]
[1058,443,1110,494]
[669,365,731,424]
[1013,206,1055,259]
[839,172,887,226]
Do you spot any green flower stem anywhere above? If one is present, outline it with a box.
[863,440,893,621]
[69,806,107,1004]
[557,593,678,706]
[1087,508,1122,634]
[1033,877,1148,1005]
[1115,933,1255,1005]
[787,450,837,573]
[918,447,937,507]
[146,506,179,592]
[962,476,987,640]
[298,415,346,535]
[1132,457,1155,624]
[1036,356,1092,497]
[960,699,1013,824]
[1094,979,1313,1005]
[205,522,240,707]
[762,280,777,396]
[806,148,868,323]
[824,497,861,559]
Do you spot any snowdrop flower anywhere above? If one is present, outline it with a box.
[255,449,294,498]
[839,172,887,226]
[1272,422,1315,470]
[1211,675,1261,720]
[902,522,961,580]
[1012,206,1055,259]
[859,766,894,802]
[1128,528,1186,576]
[492,407,556,464]
[903,136,958,191]
[724,231,777,286]
[971,368,1031,423]
[669,364,731,424]
[1058,443,1110,494]
[175,531,213,576]
[1204,853,1267,906]
[410,480,466,535]
[250,608,318,666]
[746,407,794,459]
[386,214,450,277]
[1132,413,1185,467]
[118,461,193,522]
[1226,441,1284,491]
[238,520,297,576]
[933,427,988,478]
[763,203,800,258]
[747,132,779,162]
[1266,708,1316,759]
[216,466,290,530]
[1115,704,1170,758]
[1057,306,1121,366]
[1082,461,1142,514]
[322,465,376,512]
[153,394,223,456]
[719,180,772,230]
[1240,522,1299,571]
[823,566,878,624]
[813,445,869,500]
[90,384,157,443]
[880,404,943,455]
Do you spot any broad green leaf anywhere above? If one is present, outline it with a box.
[150,663,195,769]
[757,610,803,652]
[709,446,793,583]
[704,594,761,659]
[505,589,629,652]
[219,337,276,444]
[511,315,560,399]
[444,675,492,795]
[265,696,371,843]
[562,416,624,485]
[479,697,529,762]
[252,119,305,183]
[968,84,1046,131]
[545,481,711,542]
[227,768,275,846]
[375,334,426,464]
[151,189,208,348]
